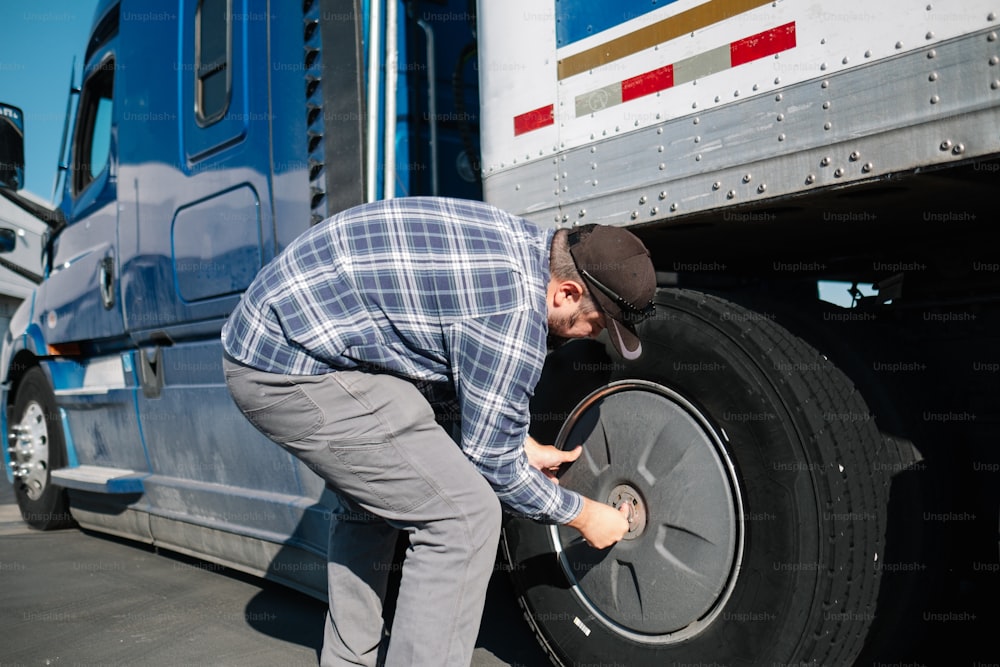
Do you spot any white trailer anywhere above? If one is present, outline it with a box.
[479,1,1000,665]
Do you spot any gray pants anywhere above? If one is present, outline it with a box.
[223,357,502,667]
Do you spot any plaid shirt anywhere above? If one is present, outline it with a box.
[222,197,583,524]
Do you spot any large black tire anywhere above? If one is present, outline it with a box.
[506,288,888,666]
[9,366,74,530]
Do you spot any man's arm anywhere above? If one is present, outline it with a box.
[447,310,584,523]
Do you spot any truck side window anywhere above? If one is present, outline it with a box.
[195,0,231,125]
[73,60,114,196]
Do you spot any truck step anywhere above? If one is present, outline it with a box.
[51,465,146,494]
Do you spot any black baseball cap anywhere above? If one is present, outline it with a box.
[567,225,656,360]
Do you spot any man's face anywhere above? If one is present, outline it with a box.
[548,303,606,340]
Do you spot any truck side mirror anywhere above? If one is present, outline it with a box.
[0,102,26,191]
[0,228,16,253]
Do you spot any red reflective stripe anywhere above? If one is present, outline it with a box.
[730,21,797,67]
[513,104,555,136]
[622,64,674,102]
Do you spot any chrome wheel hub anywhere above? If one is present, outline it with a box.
[9,401,50,500]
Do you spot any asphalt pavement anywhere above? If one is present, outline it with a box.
[0,480,551,667]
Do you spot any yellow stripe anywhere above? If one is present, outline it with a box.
[558,0,774,80]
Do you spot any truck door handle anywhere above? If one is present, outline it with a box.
[99,255,115,310]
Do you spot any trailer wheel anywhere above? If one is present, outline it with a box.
[507,288,887,666]
[9,367,74,530]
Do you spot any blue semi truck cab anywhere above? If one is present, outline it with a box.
[0,0,481,594]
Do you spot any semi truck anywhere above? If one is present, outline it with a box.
[2,0,998,664]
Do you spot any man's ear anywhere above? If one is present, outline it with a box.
[553,279,587,306]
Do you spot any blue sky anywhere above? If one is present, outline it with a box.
[0,1,101,201]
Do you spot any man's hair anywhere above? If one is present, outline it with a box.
[550,228,598,314]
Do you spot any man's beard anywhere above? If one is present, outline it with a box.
[546,310,581,350]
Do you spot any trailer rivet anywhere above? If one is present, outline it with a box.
[743,174,752,183]
[821,157,831,166]
[635,120,641,127]
[926,32,935,41]
[650,207,659,216]
[631,211,639,220]
[671,203,679,212]
[659,145,665,152]
[842,57,849,65]
[992,80,1000,89]
[990,56,999,66]
[777,113,785,121]
[990,12,997,21]
[757,184,767,193]
[834,168,845,178]
[929,72,939,81]
[930,95,940,104]
[850,151,861,161]
[824,122,833,130]
[778,133,786,141]
[696,154,703,161]
[714,95,721,102]
[821,80,830,89]
[578,209,587,217]
[806,174,816,184]
[865,50,872,58]
[896,41,904,49]
[953,143,966,155]
[713,182,722,190]
[659,163,667,170]
[822,101,831,109]
[989,32,998,42]
[727,190,736,199]
[927,49,937,59]
[693,117,700,125]
[561,215,569,223]
[694,136,701,143]
[775,91,783,100]
[659,191,668,200]
[862,163,873,173]
[820,63,828,71]
[940,140,952,150]
[639,196,647,205]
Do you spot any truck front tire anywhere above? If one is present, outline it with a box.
[10,367,74,530]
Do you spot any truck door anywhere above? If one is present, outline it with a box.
[41,53,124,346]
[116,2,274,337]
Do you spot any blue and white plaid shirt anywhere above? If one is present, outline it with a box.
[222,197,583,524]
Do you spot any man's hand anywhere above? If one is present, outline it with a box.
[524,436,581,483]
[567,497,630,549]
[524,437,628,549]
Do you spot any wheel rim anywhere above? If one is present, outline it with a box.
[11,401,51,500]
[548,380,745,644]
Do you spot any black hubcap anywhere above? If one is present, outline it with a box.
[550,380,744,643]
